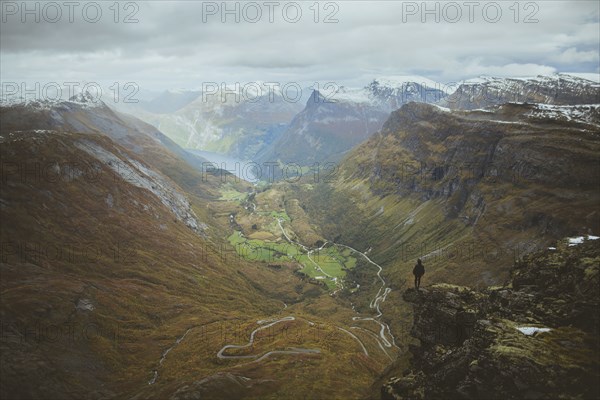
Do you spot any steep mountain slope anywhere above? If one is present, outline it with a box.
[0,100,391,399]
[256,90,389,166]
[383,238,599,399]
[0,95,232,201]
[258,77,448,166]
[441,74,599,110]
[0,128,272,398]
[135,85,303,160]
[295,101,600,289]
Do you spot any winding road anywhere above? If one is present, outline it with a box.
[216,316,321,366]
[149,316,321,384]
[149,208,399,384]
[217,316,295,359]
[276,218,399,356]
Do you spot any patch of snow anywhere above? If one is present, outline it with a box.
[516,326,552,336]
[432,104,451,112]
[569,236,585,245]
[567,235,599,246]
[490,120,527,125]
[527,104,600,126]
[569,235,600,246]
[317,115,362,124]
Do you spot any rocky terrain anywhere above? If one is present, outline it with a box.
[442,74,599,110]
[382,237,600,400]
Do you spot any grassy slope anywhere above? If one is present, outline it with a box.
[1,129,395,399]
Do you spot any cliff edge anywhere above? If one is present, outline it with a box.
[383,238,600,400]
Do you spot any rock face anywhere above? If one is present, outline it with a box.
[294,98,599,289]
[441,74,600,110]
[0,100,210,235]
[382,239,600,400]
[257,78,448,166]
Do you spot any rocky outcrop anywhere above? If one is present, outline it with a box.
[382,239,600,400]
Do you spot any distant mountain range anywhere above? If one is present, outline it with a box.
[256,77,449,166]
[115,73,598,168]
[4,74,596,169]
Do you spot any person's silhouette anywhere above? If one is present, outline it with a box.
[413,258,425,290]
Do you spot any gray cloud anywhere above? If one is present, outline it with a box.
[1,0,598,91]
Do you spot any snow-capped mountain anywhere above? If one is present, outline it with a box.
[0,90,106,110]
[0,93,213,211]
[256,76,448,166]
[327,76,449,109]
[441,73,600,110]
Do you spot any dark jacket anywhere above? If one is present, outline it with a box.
[413,262,425,277]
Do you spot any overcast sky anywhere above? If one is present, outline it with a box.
[1,0,599,94]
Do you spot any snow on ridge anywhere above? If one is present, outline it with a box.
[328,86,372,104]
[516,327,552,336]
[534,103,600,109]
[0,93,105,110]
[526,104,600,126]
[372,75,452,94]
[329,75,451,104]
[460,73,599,87]
[432,104,451,112]
[567,235,599,247]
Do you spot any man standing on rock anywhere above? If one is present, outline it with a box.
[413,258,425,290]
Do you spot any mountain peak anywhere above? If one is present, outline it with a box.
[370,75,451,93]
[68,90,105,107]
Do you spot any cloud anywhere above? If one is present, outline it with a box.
[1,1,598,90]
[553,47,599,64]
[461,61,558,78]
